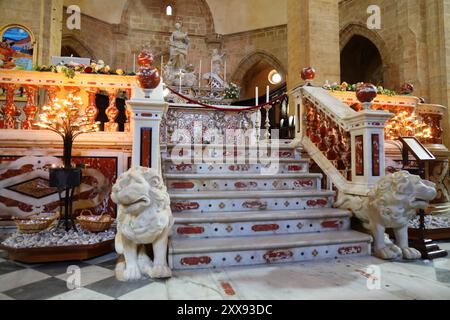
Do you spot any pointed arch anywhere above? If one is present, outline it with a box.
[61,36,95,60]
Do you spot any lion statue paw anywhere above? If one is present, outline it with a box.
[149,264,172,279]
[374,246,402,260]
[111,167,173,281]
[401,247,422,260]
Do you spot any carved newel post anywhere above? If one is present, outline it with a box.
[126,48,167,172]
[348,84,392,187]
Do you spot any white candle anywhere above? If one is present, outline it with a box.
[179,72,182,92]
[256,87,259,106]
[266,85,270,103]
[199,60,202,88]
[161,55,164,71]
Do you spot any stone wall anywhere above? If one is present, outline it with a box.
[61,1,288,94]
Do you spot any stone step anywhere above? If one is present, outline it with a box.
[164,173,322,192]
[169,190,335,213]
[165,143,302,160]
[172,208,351,239]
[169,230,372,270]
[163,158,310,175]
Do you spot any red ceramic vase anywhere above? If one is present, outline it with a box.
[401,83,414,95]
[138,50,154,67]
[356,83,377,103]
[301,67,316,81]
[137,66,161,89]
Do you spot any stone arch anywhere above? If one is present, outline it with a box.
[232,50,286,85]
[340,23,396,88]
[61,36,96,60]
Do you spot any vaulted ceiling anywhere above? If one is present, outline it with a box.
[63,0,287,35]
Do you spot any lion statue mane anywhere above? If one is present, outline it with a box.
[111,167,173,281]
[335,171,436,260]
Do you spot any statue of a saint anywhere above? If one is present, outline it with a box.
[211,49,226,79]
[169,22,190,71]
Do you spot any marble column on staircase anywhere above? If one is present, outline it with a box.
[126,82,168,173]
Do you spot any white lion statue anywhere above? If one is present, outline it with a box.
[335,171,436,260]
[111,167,173,281]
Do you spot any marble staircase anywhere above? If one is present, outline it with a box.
[163,142,372,270]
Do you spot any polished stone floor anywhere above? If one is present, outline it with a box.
[0,243,450,300]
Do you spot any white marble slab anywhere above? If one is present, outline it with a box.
[56,265,114,287]
[0,269,50,293]
[118,281,169,300]
[0,293,13,300]
[48,287,114,300]
[167,270,224,300]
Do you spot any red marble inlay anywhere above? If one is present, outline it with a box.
[170,182,195,189]
[279,151,294,159]
[177,226,205,235]
[263,250,294,263]
[174,164,193,172]
[243,201,267,210]
[0,164,34,180]
[338,246,362,255]
[234,181,258,189]
[294,179,314,188]
[229,165,250,172]
[221,282,236,296]
[171,202,200,212]
[288,165,303,172]
[252,224,280,232]
[181,256,212,266]
[321,220,341,229]
[307,199,328,207]
[0,196,33,213]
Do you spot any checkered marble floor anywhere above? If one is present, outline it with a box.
[1,243,450,300]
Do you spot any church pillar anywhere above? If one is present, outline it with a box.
[38,0,63,65]
[287,0,341,99]
[425,0,450,147]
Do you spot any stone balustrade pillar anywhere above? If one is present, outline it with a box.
[346,111,393,186]
[126,82,168,172]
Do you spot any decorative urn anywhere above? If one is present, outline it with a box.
[401,83,414,95]
[301,67,316,86]
[356,83,377,110]
[136,49,161,90]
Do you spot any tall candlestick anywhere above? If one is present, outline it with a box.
[256,87,259,106]
[133,53,136,73]
[199,59,202,88]
[210,59,213,89]
[224,60,227,84]
[266,85,270,103]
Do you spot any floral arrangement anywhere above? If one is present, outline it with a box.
[34,60,132,79]
[323,81,398,96]
[224,83,240,100]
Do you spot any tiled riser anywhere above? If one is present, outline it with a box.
[166,148,302,161]
[166,177,321,192]
[171,196,334,214]
[170,242,371,270]
[173,217,350,239]
[164,162,310,175]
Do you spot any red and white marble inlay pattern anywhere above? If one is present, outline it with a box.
[172,242,370,270]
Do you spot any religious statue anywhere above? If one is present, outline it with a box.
[169,22,190,71]
[211,49,226,79]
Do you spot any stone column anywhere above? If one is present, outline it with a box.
[287,0,341,101]
[126,83,168,173]
[38,0,63,65]
[425,0,450,147]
